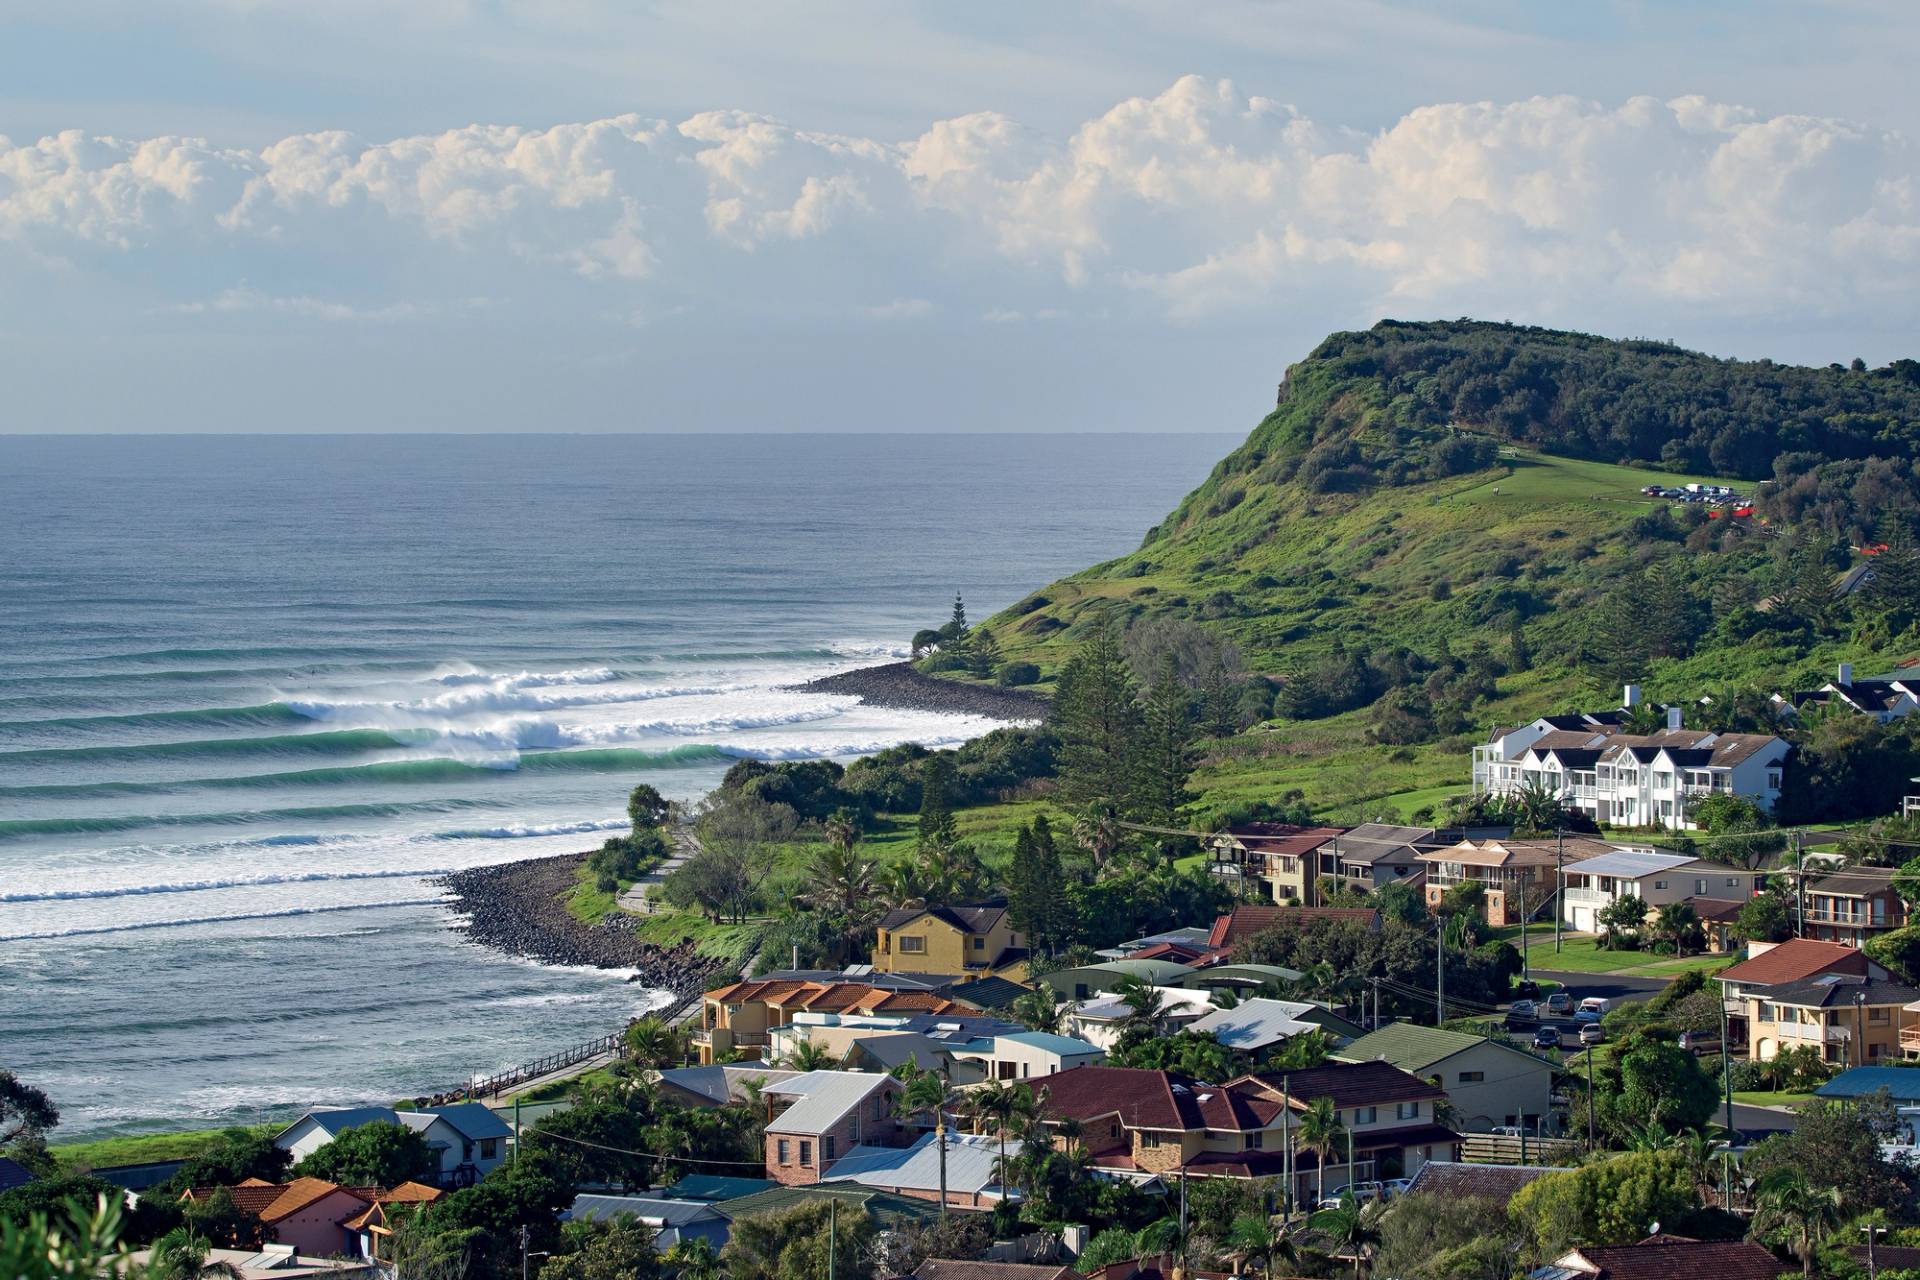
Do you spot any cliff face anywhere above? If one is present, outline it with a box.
[987,320,1918,701]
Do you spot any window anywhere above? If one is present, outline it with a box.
[1654,880,1668,891]
[1139,1132,1161,1149]
[1871,1007,1891,1025]
[1693,879,1706,894]
[1768,770,1782,788]
[1109,1122,1122,1140]
[1353,1107,1376,1125]
[971,935,985,949]
[1396,1101,1419,1121]
[778,1139,791,1164]
[824,1136,836,1162]
[873,1096,890,1121]
[1458,1071,1484,1084]
[799,1141,812,1167]
[479,1139,498,1160]
[899,936,926,954]
[1244,1132,1264,1150]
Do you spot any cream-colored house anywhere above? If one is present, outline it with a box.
[873,902,1030,979]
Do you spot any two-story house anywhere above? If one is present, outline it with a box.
[761,1071,909,1185]
[1802,866,1909,948]
[274,1105,512,1188]
[1558,849,1765,935]
[1739,972,1920,1067]
[873,902,1030,979]
[1024,1062,1458,1206]
[1319,824,1437,895]
[1417,839,1617,926]
[1778,663,1920,723]
[1335,1023,1554,1131]
[1715,937,1886,1056]
[694,979,962,1063]
[1207,824,1347,905]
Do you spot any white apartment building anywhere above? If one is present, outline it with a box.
[1471,689,1790,832]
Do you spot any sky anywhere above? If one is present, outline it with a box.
[2,1,1918,434]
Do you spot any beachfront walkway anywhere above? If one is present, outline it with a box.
[615,828,697,914]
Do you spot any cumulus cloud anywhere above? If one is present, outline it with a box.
[2,77,1917,325]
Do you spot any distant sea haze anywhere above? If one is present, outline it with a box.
[0,432,1231,1137]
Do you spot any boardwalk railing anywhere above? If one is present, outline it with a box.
[457,1031,625,1102]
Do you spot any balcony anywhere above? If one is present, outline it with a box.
[689,1028,770,1048]
[1777,1021,1849,1044]
[1563,887,1612,907]
[1802,907,1872,928]
[1899,1025,1920,1054]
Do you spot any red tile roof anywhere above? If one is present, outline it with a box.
[1029,1065,1209,1130]
[1561,1237,1784,1280]
[703,979,958,1016]
[1716,938,1873,986]
[1208,906,1380,949]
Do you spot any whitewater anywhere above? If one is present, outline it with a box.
[0,431,1228,1138]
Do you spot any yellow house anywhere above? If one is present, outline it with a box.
[873,902,1029,980]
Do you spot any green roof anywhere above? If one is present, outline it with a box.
[661,1174,775,1202]
[1337,1022,1547,1072]
[715,1183,952,1226]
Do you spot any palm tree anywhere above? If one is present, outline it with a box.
[1224,1213,1297,1280]
[1308,1194,1384,1280]
[878,860,927,911]
[1295,1096,1346,1208]
[802,842,882,957]
[624,1015,686,1069]
[1210,986,1242,1010]
[1749,1167,1844,1279]
[1013,985,1067,1034]
[1655,901,1701,956]
[783,1038,839,1072]
[823,808,861,855]
[1110,974,1169,1042]
[916,836,987,906]
[894,1064,960,1216]
[1072,802,1126,874]
[148,1229,243,1280]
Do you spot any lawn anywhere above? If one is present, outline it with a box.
[1497,924,1733,977]
[1732,1090,1815,1110]
[52,1123,277,1173]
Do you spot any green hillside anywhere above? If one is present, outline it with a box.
[979,318,1920,822]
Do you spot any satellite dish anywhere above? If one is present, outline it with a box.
[1649,1221,1660,1235]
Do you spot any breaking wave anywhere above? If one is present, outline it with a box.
[1,868,453,904]
[0,898,446,942]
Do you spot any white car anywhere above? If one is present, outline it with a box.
[1381,1178,1415,1198]
[1579,1022,1606,1046]
[1578,996,1609,1015]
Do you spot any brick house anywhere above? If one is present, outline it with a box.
[1801,865,1909,948]
[760,1071,908,1186]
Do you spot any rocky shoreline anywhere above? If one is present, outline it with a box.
[438,853,732,1001]
[788,660,1048,721]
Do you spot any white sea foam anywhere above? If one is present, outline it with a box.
[0,897,447,942]
[431,667,621,689]
[286,681,733,721]
[438,818,628,840]
[0,866,454,903]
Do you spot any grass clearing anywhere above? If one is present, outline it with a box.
[52,1123,278,1173]
[1732,1090,1815,1110]
[1497,924,1733,976]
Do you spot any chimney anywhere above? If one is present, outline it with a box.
[1666,705,1683,731]
[1623,683,1642,708]
[1838,662,1854,687]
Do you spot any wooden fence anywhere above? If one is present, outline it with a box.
[1459,1132,1581,1165]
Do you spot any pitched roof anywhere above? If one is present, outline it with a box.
[996,1030,1103,1056]
[946,976,1030,1011]
[1589,729,1787,771]
[1761,972,1920,1009]
[185,1178,374,1225]
[568,1194,725,1227]
[1560,850,1699,880]
[877,902,1009,933]
[845,1032,948,1073]
[1818,1066,1920,1103]
[1405,1160,1557,1199]
[713,1183,943,1227]
[1685,896,1746,922]
[1207,906,1379,949]
[1220,826,1346,858]
[655,1064,802,1107]
[1556,1237,1785,1280]
[1717,937,1874,986]
[1338,1023,1551,1074]
[763,1071,896,1135]
[914,1262,1080,1280]
[703,978,962,1017]
[1186,999,1322,1050]
[1029,1065,1209,1130]
[822,1131,1007,1198]
[1809,865,1898,896]
[0,1157,33,1192]
[412,1102,514,1141]
[1241,1059,1447,1108]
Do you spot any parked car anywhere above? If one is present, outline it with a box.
[1514,979,1540,999]
[1489,1125,1527,1138]
[1679,1029,1722,1053]
[1509,999,1538,1021]
[1545,992,1573,1015]
[1533,1025,1562,1050]
[1579,1022,1606,1045]
[1578,996,1609,1016]
[1318,1183,1382,1209]
[1381,1178,1415,1198]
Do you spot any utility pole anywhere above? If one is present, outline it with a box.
[1435,916,1446,1026]
[1865,1224,1887,1280]
[1519,881,1530,984]
[1720,992,1734,1209]
[1555,829,1565,954]
[1281,1074,1294,1215]
[1793,829,1806,937]
[828,1197,838,1280]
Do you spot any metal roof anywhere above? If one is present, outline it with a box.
[1560,849,1697,879]
[568,1194,724,1227]
[995,1030,1103,1056]
[764,1070,894,1136]
[1186,999,1320,1049]
[820,1131,1008,1198]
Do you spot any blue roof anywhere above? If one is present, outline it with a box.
[419,1102,515,1140]
[1815,1066,1920,1102]
[662,1175,775,1202]
[999,1030,1102,1056]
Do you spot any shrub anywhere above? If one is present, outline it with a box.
[996,662,1040,687]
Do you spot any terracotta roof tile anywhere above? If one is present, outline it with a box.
[1209,906,1379,948]
[1717,938,1873,986]
[1563,1237,1784,1280]
[913,1261,1079,1280]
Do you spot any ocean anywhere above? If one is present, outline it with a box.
[0,432,1232,1139]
